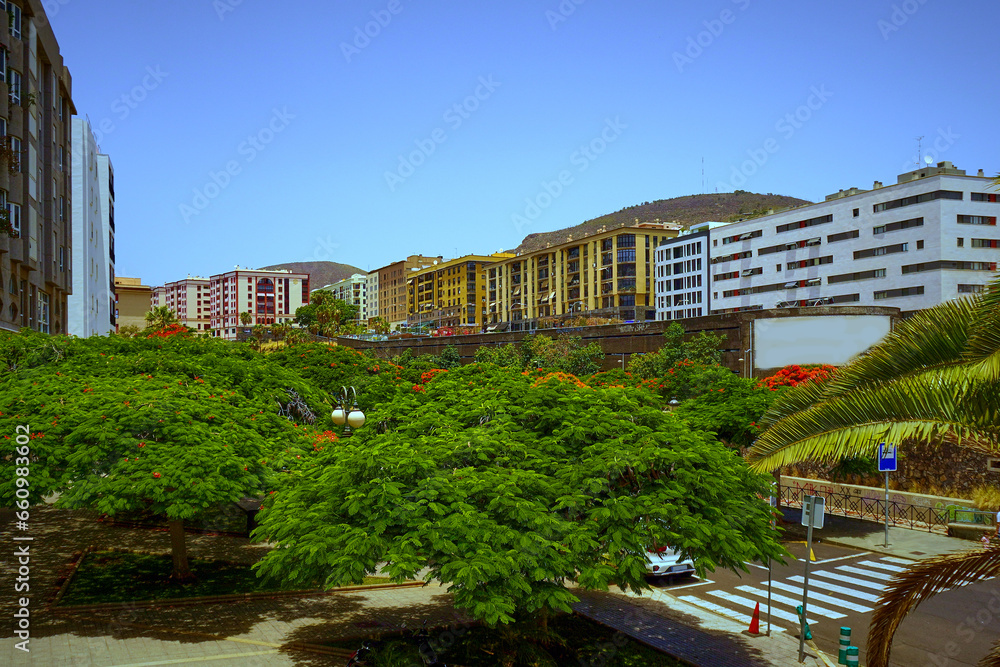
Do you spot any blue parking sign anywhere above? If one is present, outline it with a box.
[878,443,897,472]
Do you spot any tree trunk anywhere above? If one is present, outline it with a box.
[168,519,194,581]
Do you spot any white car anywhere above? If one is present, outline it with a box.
[645,547,696,581]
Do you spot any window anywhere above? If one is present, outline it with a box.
[722,229,762,244]
[958,215,997,226]
[959,284,986,294]
[854,243,908,259]
[9,2,20,40]
[972,238,1000,248]
[8,136,19,172]
[828,268,887,284]
[710,250,752,264]
[874,286,925,300]
[972,193,1000,203]
[828,230,860,243]
[873,190,962,212]
[616,234,635,248]
[957,238,964,247]
[776,214,833,234]
[916,240,924,250]
[714,271,740,282]
[872,217,923,235]
[38,292,49,334]
[902,261,997,274]
[787,256,833,270]
[0,48,5,84]
[8,202,20,236]
[853,208,860,218]
[617,248,636,263]
[7,70,20,105]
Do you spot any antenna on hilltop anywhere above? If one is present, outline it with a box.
[701,157,705,194]
[915,136,925,168]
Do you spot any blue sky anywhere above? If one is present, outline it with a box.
[54,0,1000,286]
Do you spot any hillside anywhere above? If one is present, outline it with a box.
[512,192,812,254]
[259,261,365,289]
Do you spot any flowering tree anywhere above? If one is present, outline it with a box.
[758,364,837,390]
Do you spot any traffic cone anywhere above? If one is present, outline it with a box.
[748,602,761,634]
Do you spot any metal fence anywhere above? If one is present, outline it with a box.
[779,484,954,534]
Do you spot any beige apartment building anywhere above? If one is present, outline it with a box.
[113,276,152,331]
[152,277,211,332]
[373,255,441,330]
[209,267,309,340]
[0,0,76,334]
[407,253,514,331]
[488,223,681,331]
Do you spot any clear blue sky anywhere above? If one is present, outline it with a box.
[54,0,1000,286]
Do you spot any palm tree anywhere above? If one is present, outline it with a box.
[747,272,1000,667]
[144,305,179,330]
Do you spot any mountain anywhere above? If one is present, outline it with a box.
[259,261,366,289]
[512,191,812,255]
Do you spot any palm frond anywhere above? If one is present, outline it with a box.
[965,273,1000,362]
[748,376,1000,471]
[976,636,1000,667]
[867,545,1000,667]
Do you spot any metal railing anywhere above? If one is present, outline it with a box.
[779,484,952,534]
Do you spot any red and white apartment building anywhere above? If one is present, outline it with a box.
[152,277,211,332]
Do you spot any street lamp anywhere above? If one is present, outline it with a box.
[667,398,680,412]
[331,386,365,437]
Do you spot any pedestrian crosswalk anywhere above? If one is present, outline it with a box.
[678,554,997,634]
[679,555,911,633]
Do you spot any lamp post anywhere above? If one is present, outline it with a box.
[331,386,366,437]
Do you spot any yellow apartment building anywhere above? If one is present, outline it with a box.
[406,253,514,331]
[487,223,680,331]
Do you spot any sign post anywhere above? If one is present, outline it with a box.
[798,494,825,662]
[878,443,897,548]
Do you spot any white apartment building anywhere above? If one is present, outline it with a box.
[705,163,998,315]
[152,277,210,332]
[365,270,379,322]
[210,267,309,340]
[68,118,115,336]
[320,272,366,322]
[654,229,710,321]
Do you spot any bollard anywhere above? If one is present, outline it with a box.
[846,646,859,667]
[839,627,852,665]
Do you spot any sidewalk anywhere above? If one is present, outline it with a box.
[778,505,976,559]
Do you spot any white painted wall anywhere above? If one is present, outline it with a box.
[753,315,892,369]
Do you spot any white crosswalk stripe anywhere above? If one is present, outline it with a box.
[788,575,881,603]
[707,590,817,626]
[808,569,887,591]
[679,596,754,625]
[770,580,873,613]
[834,565,893,585]
[858,560,907,573]
[883,557,916,565]
[735,586,846,619]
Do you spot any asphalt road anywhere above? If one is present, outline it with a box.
[649,540,1000,666]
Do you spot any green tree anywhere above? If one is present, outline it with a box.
[747,274,1000,667]
[627,323,723,379]
[254,364,784,627]
[295,291,359,336]
[474,343,522,368]
[369,317,390,335]
[0,333,326,580]
[240,311,253,326]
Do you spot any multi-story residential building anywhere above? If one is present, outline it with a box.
[209,267,309,340]
[488,223,681,331]
[654,228,711,321]
[68,118,114,336]
[113,276,152,331]
[373,255,441,331]
[365,270,379,323]
[320,273,366,322]
[151,277,211,332]
[406,254,512,331]
[707,163,999,315]
[97,153,116,330]
[0,0,75,334]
